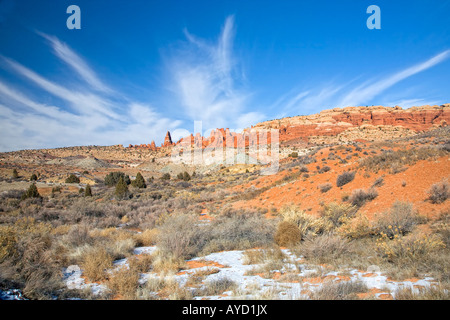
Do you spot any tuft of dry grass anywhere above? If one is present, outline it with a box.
[297,233,351,264]
[394,284,450,300]
[274,221,301,247]
[81,247,113,282]
[310,280,368,300]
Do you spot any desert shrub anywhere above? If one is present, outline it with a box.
[107,266,140,299]
[64,224,93,247]
[104,172,130,187]
[156,214,208,260]
[372,201,425,239]
[319,166,331,173]
[279,205,328,237]
[202,212,275,254]
[336,171,355,187]
[21,184,41,200]
[428,180,449,204]
[65,174,80,184]
[115,176,129,200]
[376,231,445,264]
[84,184,92,197]
[0,218,62,299]
[337,213,372,239]
[128,254,153,273]
[134,229,159,247]
[151,250,186,274]
[132,172,146,189]
[299,233,351,263]
[310,280,368,300]
[299,166,309,173]
[161,173,171,180]
[320,202,356,228]
[1,189,24,200]
[196,277,237,296]
[360,147,448,173]
[289,152,298,158]
[81,246,113,282]
[30,173,38,181]
[348,188,378,207]
[318,183,332,193]
[274,221,301,247]
[372,176,384,187]
[242,247,286,265]
[12,169,19,179]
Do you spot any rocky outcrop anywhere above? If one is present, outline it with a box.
[254,104,449,144]
[129,104,449,150]
[162,131,173,148]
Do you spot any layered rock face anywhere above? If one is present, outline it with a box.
[254,104,449,144]
[129,104,449,150]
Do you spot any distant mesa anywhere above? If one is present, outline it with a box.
[127,104,450,150]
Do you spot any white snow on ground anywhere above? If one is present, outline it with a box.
[0,289,27,300]
[62,246,438,299]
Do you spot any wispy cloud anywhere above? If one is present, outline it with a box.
[274,50,450,116]
[37,32,112,93]
[0,35,182,151]
[167,15,264,132]
[338,50,450,107]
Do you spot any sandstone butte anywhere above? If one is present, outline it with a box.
[128,104,450,150]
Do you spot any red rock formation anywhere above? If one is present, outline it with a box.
[162,131,173,148]
[128,104,449,150]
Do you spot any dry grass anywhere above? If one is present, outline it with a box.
[296,233,351,264]
[274,221,301,247]
[394,284,450,300]
[360,146,448,173]
[310,280,368,300]
[107,266,140,299]
[372,201,426,238]
[81,247,113,282]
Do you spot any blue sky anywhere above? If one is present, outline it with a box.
[0,0,449,151]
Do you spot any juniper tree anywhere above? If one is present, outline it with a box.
[85,184,93,197]
[21,183,41,200]
[115,176,129,199]
[132,172,146,188]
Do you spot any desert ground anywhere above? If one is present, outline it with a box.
[0,105,449,300]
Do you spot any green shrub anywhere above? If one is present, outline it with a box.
[115,176,129,200]
[65,174,80,184]
[161,173,171,180]
[21,184,41,200]
[84,184,92,197]
[105,172,130,186]
[132,172,146,189]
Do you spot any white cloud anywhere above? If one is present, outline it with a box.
[38,32,111,93]
[0,35,183,151]
[338,50,450,107]
[168,15,261,130]
[274,50,450,116]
